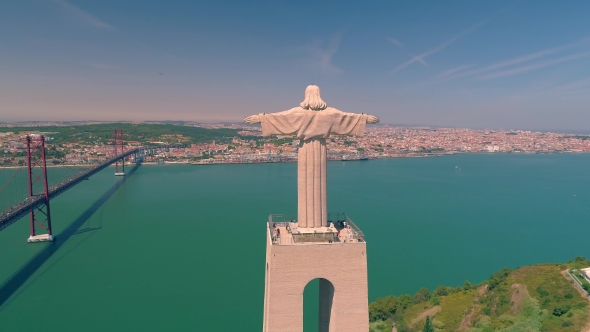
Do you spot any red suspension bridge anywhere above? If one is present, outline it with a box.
[0,130,185,241]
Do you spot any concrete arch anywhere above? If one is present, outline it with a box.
[303,278,335,332]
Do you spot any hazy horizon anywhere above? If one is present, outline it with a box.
[2,1,590,130]
[3,119,590,135]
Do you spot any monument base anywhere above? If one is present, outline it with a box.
[27,234,55,243]
[263,220,368,332]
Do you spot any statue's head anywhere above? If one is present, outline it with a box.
[300,85,327,111]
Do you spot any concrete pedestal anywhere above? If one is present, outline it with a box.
[263,228,368,332]
[27,234,55,243]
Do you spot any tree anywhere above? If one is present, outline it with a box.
[369,296,399,321]
[488,267,511,290]
[434,285,448,297]
[398,294,414,309]
[463,280,473,290]
[553,305,570,317]
[414,287,431,304]
[422,316,434,332]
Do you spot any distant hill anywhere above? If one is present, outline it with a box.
[0,123,239,145]
[370,257,590,332]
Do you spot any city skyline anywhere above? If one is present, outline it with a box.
[2,1,590,130]
[4,123,590,168]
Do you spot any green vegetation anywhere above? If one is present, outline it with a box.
[370,320,393,332]
[414,288,432,303]
[423,316,434,332]
[488,267,511,290]
[369,257,590,331]
[436,289,477,331]
[269,137,295,146]
[0,123,238,145]
[573,273,590,291]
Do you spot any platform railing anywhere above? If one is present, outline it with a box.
[269,214,297,223]
[292,231,338,244]
[268,213,365,245]
[344,215,365,242]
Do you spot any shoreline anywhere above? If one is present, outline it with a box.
[1,151,588,168]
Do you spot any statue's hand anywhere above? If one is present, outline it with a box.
[244,114,261,124]
[367,115,380,124]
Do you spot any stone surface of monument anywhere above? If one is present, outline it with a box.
[245,85,378,332]
[245,85,379,228]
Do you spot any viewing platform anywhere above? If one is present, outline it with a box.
[268,213,365,245]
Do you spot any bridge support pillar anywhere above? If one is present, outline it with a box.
[26,135,55,243]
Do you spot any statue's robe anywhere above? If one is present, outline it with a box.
[258,107,368,228]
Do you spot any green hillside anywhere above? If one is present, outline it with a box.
[370,257,590,332]
[0,123,239,145]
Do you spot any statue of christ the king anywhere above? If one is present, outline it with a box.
[244,85,379,228]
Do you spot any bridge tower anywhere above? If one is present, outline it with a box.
[113,129,125,176]
[26,135,55,243]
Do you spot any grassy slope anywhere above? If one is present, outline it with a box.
[393,264,589,332]
[437,290,478,331]
[509,265,587,332]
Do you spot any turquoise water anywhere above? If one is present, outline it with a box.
[1,154,590,331]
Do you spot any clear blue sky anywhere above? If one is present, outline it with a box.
[2,0,590,131]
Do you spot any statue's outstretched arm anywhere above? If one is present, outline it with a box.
[366,114,380,124]
[339,110,379,124]
[244,114,261,124]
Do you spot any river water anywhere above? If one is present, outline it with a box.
[1,154,589,331]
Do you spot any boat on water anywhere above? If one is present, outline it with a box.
[340,155,370,161]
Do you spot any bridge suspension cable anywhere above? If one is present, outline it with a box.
[0,167,22,196]
[113,129,125,176]
[0,139,187,237]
